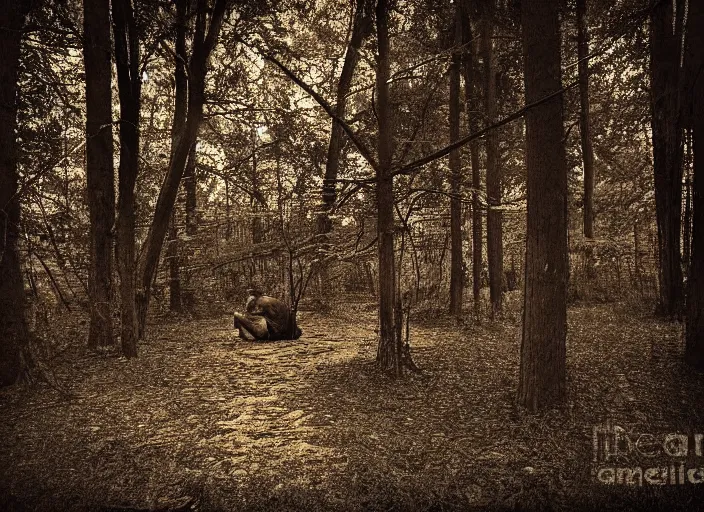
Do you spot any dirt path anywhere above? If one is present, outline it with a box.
[2,304,704,511]
[0,310,382,510]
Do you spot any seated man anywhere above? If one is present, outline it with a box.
[233,289,302,341]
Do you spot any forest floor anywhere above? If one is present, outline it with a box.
[2,296,704,512]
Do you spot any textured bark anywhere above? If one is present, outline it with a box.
[448,2,463,317]
[173,0,188,143]
[482,6,502,317]
[136,0,227,337]
[184,142,197,235]
[315,0,373,306]
[374,0,400,376]
[685,0,704,370]
[84,0,116,349]
[0,2,31,386]
[112,0,141,358]
[577,0,595,240]
[634,222,643,293]
[683,129,692,271]
[317,0,373,235]
[518,0,568,412]
[251,126,264,244]
[650,0,684,318]
[460,6,483,319]
[179,143,197,310]
[168,216,181,312]
[167,0,188,315]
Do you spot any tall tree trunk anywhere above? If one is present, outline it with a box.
[251,125,264,244]
[84,0,116,349]
[112,0,141,358]
[460,5,483,319]
[577,0,595,240]
[577,0,596,281]
[0,2,32,386]
[683,128,692,271]
[518,0,568,412]
[650,0,684,318]
[168,216,181,311]
[180,143,197,309]
[482,4,502,317]
[173,0,188,145]
[374,0,400,376]
[317,0,373,234]
[315,0,373,306]
[685,0,704,370]
[136,0,227,337]
[449,2,463,317]
[184,142,197,235]
[174,0,197,238]
[634,221,643,294]
[167,0,188,316]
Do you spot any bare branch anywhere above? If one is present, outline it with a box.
[395,80,580,177]
[236,36,380,172]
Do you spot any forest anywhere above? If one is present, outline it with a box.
[1,0,704,510]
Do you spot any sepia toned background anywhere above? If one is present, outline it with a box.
[1,0,703,510]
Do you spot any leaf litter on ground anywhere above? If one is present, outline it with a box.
[1,301,704,511]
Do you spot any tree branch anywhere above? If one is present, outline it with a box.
[395,80,579,177]
[237,37,380,172]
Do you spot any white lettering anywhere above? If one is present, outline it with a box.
[663,434,688,457]
[616,467,643,486]
[644,467,668,485]
[688,468,704,484]
[635,433,659,457]
[597,467,615,484]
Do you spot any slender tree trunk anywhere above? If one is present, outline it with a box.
[518,0,569,412]
[225,179,231,239]
[374,0,401,376]
[0,2,31,386]
[175,0,197,238]
[577,0,596,281]
[685,0,704,370]
[366,261,376,298]
[112,0,141,358]
[251,125,264,244]
[482,5,502,317]
[167,0,188,315]
[650,0,684,318]
[168,216,181,311]
[173,0,188,136]
[460,6,483,319]
[315,0,372,306]
[634,221,643,294]
[577,0,595,240]
[184,142,197,235]
[449,2,463,317]
[318,0,373,234]
[180,143,197,309]
[683,129,692,271]
[84,0,115,349]
[136,0,227,337]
